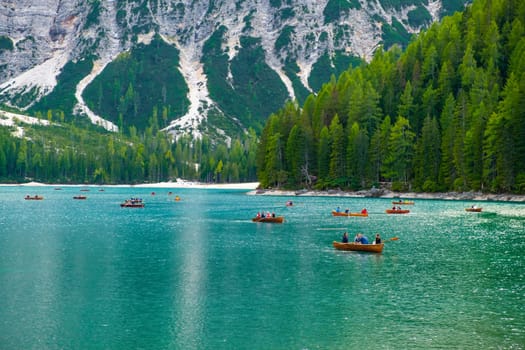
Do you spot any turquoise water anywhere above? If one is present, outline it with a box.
[0,186,524,349]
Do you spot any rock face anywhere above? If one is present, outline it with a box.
[0,0,466,138]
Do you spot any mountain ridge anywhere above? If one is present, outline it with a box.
[0,0,468,141]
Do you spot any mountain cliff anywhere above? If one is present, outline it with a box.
[0,0,468,141]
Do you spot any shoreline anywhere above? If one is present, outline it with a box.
[4,181,525,202]
[2,180,260,190]
[247,188,525,203]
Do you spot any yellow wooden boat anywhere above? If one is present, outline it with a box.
[332,241,384,253]
[465,207,482,212]
[385,209,410,214]
[331,211,368,217]
[252,216,284,223]
[392,200,414,205]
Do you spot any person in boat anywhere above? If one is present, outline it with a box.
[361,208,368,214]
[396,206,401,210]
[336,206,341,213]
[272,213,275,218]
[344,208,349,214]
[342,232,349,243]
[354,233,369,244]
[374,234,381,244]
[256,212,261,218]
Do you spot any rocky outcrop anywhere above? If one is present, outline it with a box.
[0,0,465,137]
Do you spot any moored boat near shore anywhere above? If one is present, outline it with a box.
[252,216,284,223]
[332,241,384,253]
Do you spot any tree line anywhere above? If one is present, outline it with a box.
[256,0,525,194]
[0,115,258,185]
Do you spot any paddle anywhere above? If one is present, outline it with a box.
[383,237,399,242]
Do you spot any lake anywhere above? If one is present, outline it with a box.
[0,186,524,349]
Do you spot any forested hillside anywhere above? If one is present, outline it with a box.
[0,117,258,184]
[256,0,525,193]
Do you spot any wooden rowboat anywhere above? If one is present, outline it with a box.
[465,207,482,212]
[392,200,414,205]
[73,195,87,200]
[332,241,384,253]
[331,211,368,217]
[24,195,43,200]
[120,199,144,208]
[252,216,284,223]
[121,202,144,208]
[385,209,410,214]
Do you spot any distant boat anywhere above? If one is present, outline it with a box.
[332,241,384,253]
[465,207,482,212]
[392,200,414,205]
[175,196,181,201]
[120,198,144,208]
[252,216,284,223]
[331,211,368,217]
[73,195,87,200]
[286,200,294,206]
[80,188,90,192]
[25,195,43,200]
[385,209,410,214]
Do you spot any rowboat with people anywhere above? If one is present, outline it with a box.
[392,200,414,205]
[73,195,87,200]
[252,216,284,223]
[332,241,384,253]
[331,211,368,217]
[465,207,482,212]
[120,198,144,208]
[385,208,410,214]
[24,195,44,200]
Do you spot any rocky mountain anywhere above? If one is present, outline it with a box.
[0,0,468,142]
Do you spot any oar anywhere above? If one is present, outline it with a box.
[384,237,399,242]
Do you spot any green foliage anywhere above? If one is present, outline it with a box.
[309,51,363,92]
[280,7,295,21]
[269,0,281,8]
[283,60,311,104]
[84,0,101,29]
[275,25,295,52]
[83,35,189,133]
[323,0,361,24]
[203,32,289,131]
[0,35,14,52]
[256,0,525,194]
[29,58,94,121]
[441,0,467,16]
[382,17,413,49]
[379,0,425,11]
[0,114,258,184]
[407,6,433,28]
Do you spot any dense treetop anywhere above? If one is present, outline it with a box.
[256,0,525,194]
